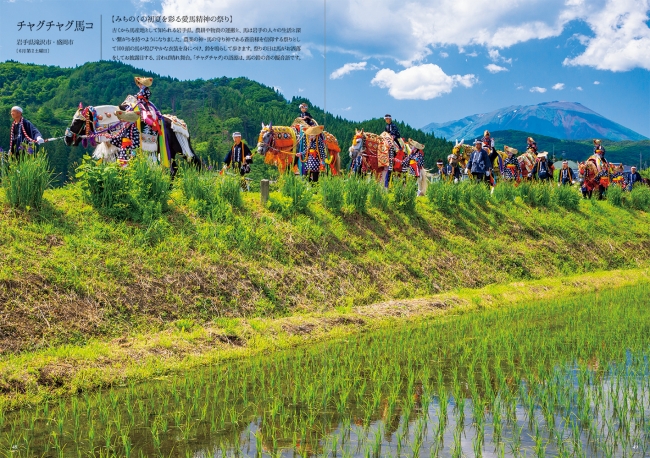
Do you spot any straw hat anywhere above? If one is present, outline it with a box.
[537,151,549,158]
[134,77,153,87]
[408,138,425,150]
[304,125,324,136]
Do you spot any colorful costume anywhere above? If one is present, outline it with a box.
[404,143,425,177]
[502,155,522,181]
[558,166,575,185]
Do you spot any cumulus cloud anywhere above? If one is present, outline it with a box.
[530,86,547,93]
[486,64,508,73]
[563,0,650,71]
[594,80,601,84]
[330,62,367,79]
[577,86,584,91]
[371,64,477,100]
[440,52,449,58]
[158,0,650,72]
[552,83,565,90]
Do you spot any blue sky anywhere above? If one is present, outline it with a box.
[2,0,649,137]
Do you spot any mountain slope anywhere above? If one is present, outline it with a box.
[422,102,647,142]
[490,130,650,165]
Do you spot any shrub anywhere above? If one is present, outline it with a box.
[2,150,54,211]
[280,173,312,214]
[554,184,581,211]
[77,156,135,220]
[605,185,625,208]
[628,185,650,211]
[319,176,345,213]
[77,155,171,222]
[368,178,389,211]
[345,176,369,214]
[392,177,418,213]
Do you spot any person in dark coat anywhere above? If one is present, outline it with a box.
[558,160,575,185]
[626,166,643,191]
[526,136,537,154]
[9,106,44,158]
[299,103,317,127]
[223,132,253,176]
[383,114,403,187]
[466,139,492,184]
[529,152,554,181]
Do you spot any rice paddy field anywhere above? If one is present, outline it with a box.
[0,283,648,457]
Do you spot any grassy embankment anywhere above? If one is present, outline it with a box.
[1,173,650,408]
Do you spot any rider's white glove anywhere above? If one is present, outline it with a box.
[37,136,44,144]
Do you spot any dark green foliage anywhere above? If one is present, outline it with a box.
[345,177,369,214]
[0,61,454,186]
[319,175,345,213]
[76,155,170,223]
[1,150,53,210]
[392,177,418,212]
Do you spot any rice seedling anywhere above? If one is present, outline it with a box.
[0,283,647,457]
[2,149,54,211]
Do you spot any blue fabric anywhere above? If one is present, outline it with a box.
[467,148,491,174]
[10,118,42,153]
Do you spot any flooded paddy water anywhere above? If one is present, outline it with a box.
[1,283,649,457]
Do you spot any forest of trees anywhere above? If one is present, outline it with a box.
[0,61,454,186]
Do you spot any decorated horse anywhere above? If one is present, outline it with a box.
[256,119,341,175]
[516,149,538,180]
[578,154,611,199]
[292,117,342,176]
[348,129,399,181]
[64,96,200,176]
[451,140,472,169]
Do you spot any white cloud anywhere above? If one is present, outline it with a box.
[516,85,525,90]
[466,51,478,57]
[329,62,367,79]
[488,49,513,64]
[594,80,601,85]
[563,0,650,71]
[298,88,304,93]
[552,83,565,90]
[371,64,477,100]
[158,0,650,72]
[530,86,547,93]
[577,86,584,91]
[341,106,352,111]
[440,52,449,58]
[485,63,508,73]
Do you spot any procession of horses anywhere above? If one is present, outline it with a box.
[6,76,647,201]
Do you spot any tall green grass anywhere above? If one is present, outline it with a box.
[319,175,345,213]
[1,150,53,211]
[345,176,369,214]
[76,155,170,223]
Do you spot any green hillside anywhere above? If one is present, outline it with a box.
[491,129,650,166]
[0,61,452,185]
